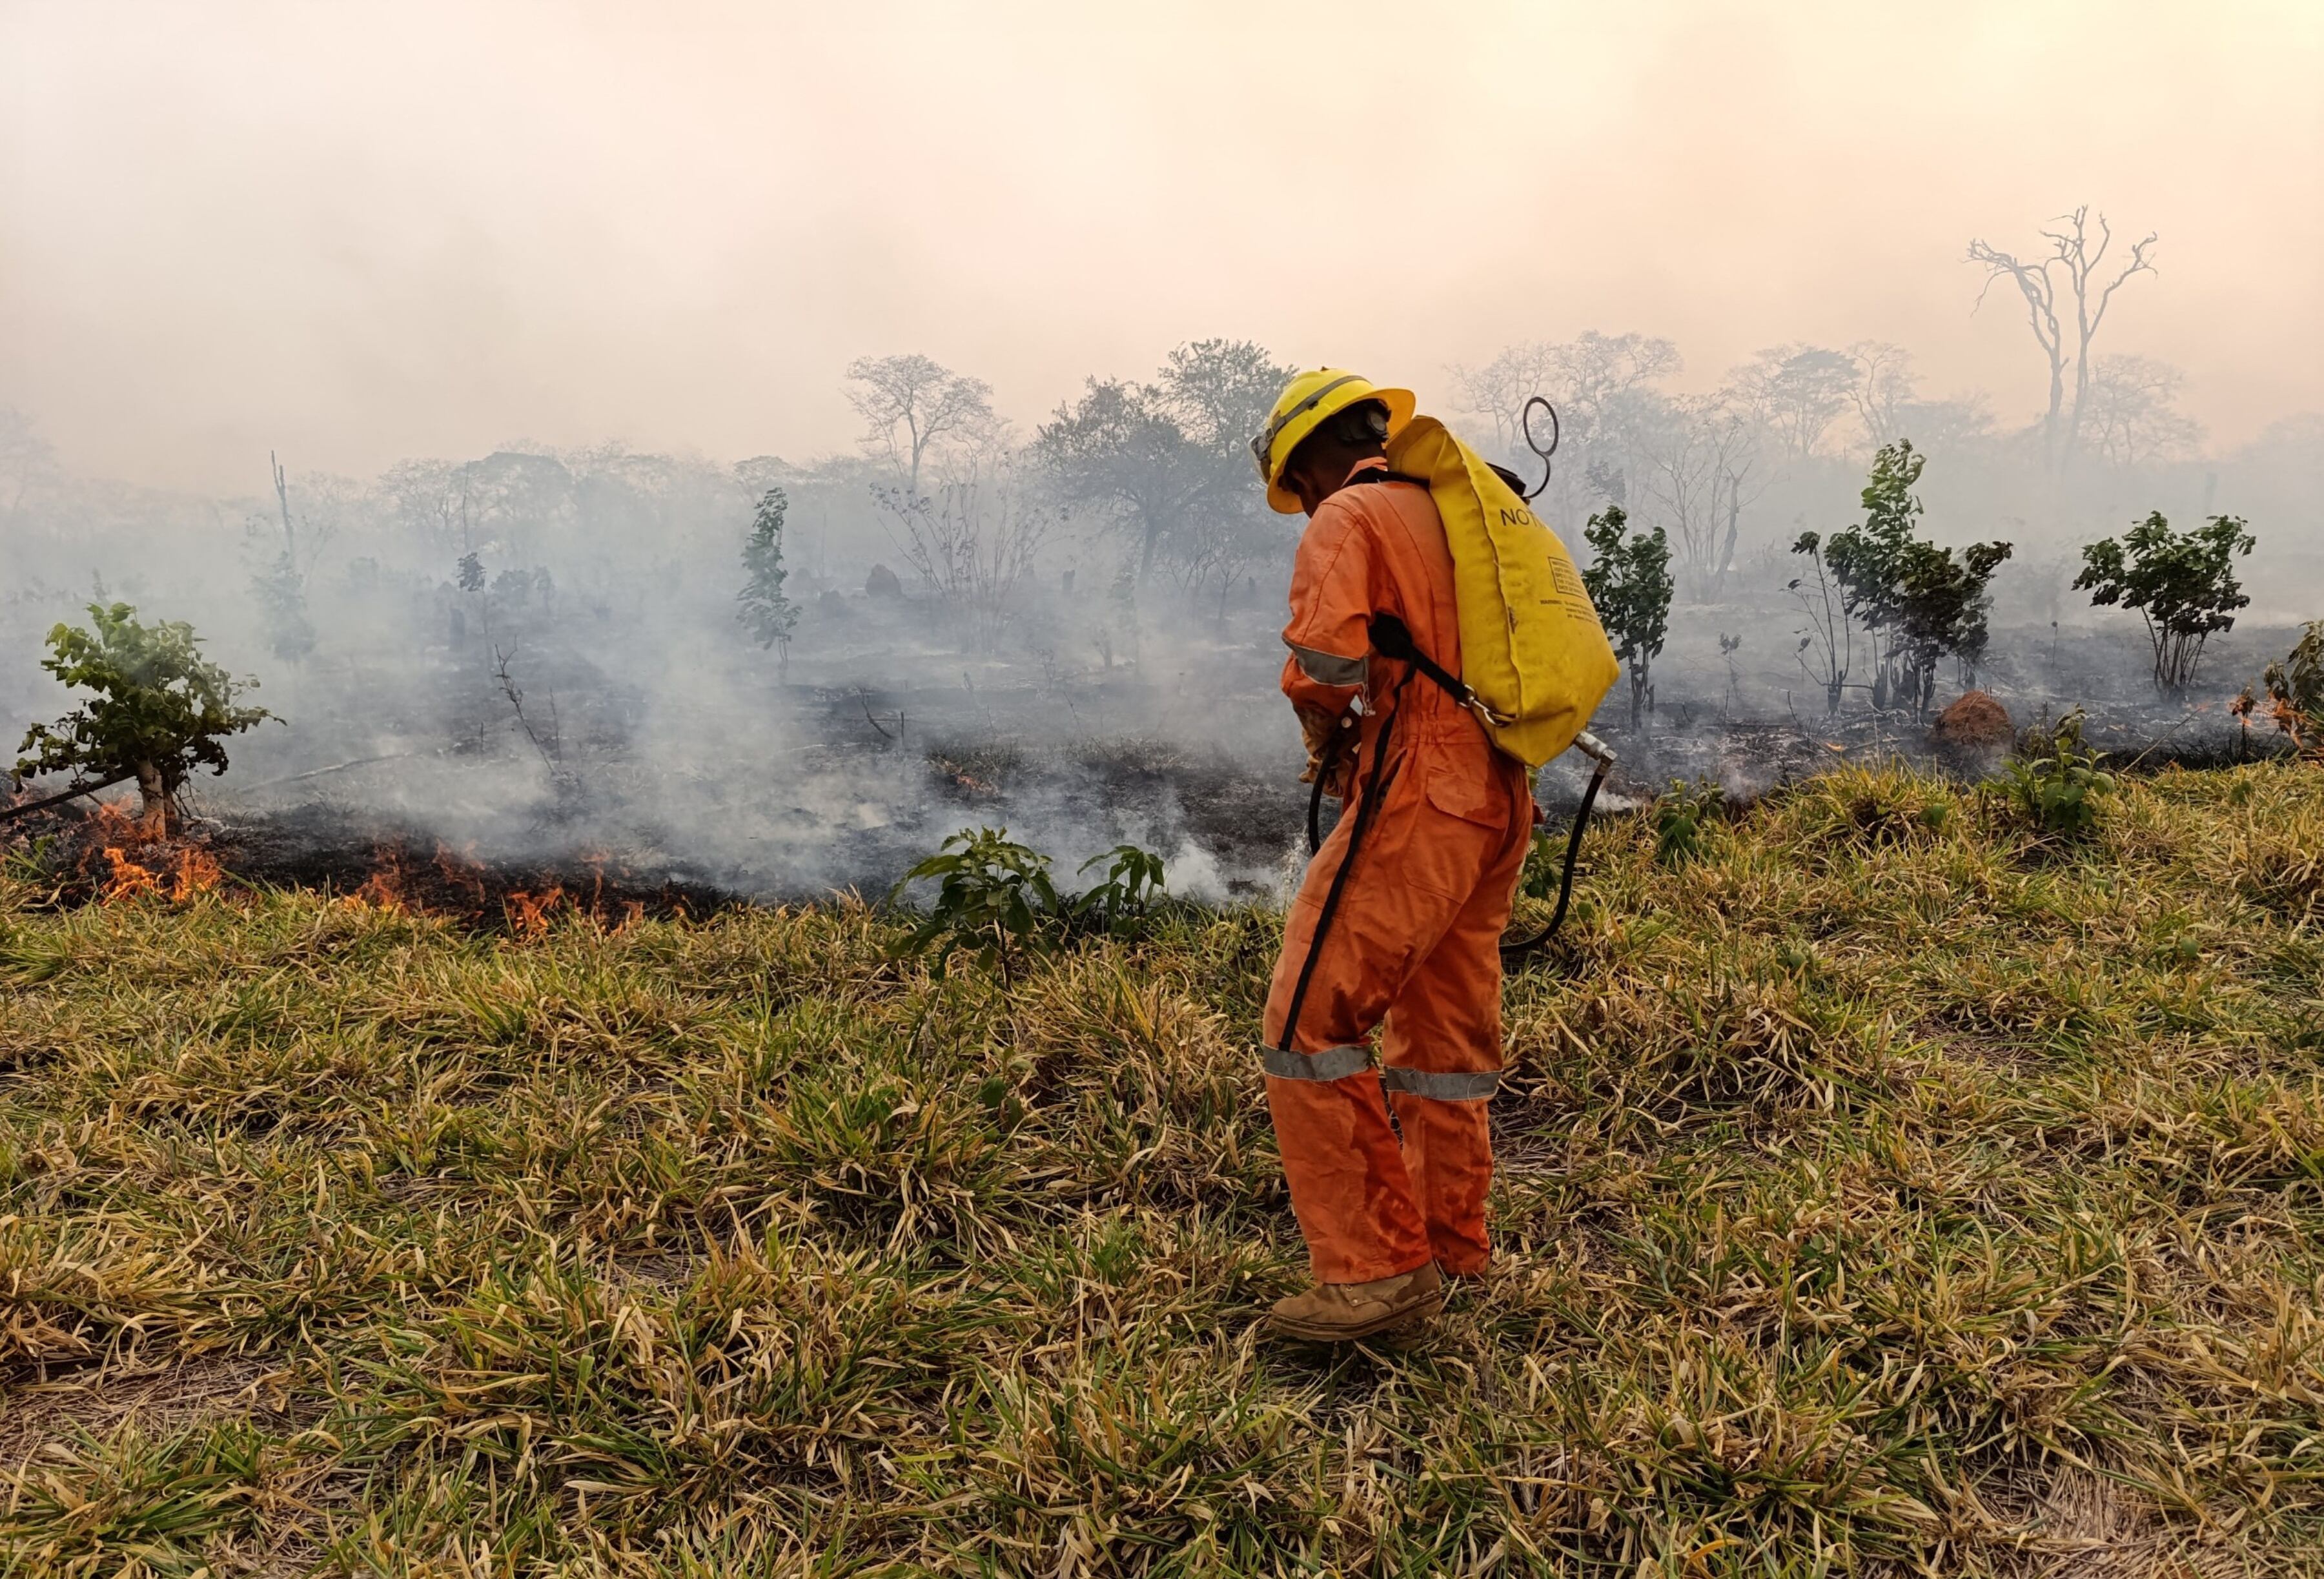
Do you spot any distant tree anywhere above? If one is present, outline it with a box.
[1823,443,1927,699]
[738,487,800,679]
[1035,339,1291,601]
[1580,505,1673,728]
[13,604,272,835]
[845,354,995,496]
[2079,354,2202,470]
[1717,631,1745,715]
[1546,332,1686,440]
[249,555,315,662]
[1155,338,1289,458]
[1452,332,1682,484]
[1848,343,1917,451]
[1639,393,1762,603]
[1036,378,1203,587]
[456,552,485,593]
[1967,206,2158,472]
[1824,442,2012,715]
[1449,341,1561,463]
[2074,511,2256,692]
[380,458,467,551]
[456,450,579,567]
[877,458,1054,652]
[1888,393,2000,459]
[247,452,316,662]
[0,407,58,530]
[1152,338,1294,613]
[1733,344,1858,460]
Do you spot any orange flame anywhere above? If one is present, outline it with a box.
[100,845,159,902]
[167,846,222,902]
[504,885,566,939]
[86,804,221,904]
[352,850,411,912]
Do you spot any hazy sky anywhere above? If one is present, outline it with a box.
[5,0,2321,493]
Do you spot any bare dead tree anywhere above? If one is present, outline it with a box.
[491,642,569,786]
[1641,394,1763,603]
[845,354,995,496]
[877,457,1054,652]
[271,450,297,575]
[1448,341,1560,460]
[1967,207,2157,472]
[1848,343,1917,451]
[2080,354,2203,470]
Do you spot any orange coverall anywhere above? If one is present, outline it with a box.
[1264,460,1533,1285]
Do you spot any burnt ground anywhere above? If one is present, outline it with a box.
[6,596,2310,917]
[2,734,1310,922]
[204,804,743,924]
[7,697,2294,928]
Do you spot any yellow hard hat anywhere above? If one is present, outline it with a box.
[1250,369,1416,514]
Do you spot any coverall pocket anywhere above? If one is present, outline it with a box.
[1421,760,1512,830]
[1396,790,1508,904]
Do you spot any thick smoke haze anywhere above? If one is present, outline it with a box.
[4,1,2321,489]
[3,1,2321,903]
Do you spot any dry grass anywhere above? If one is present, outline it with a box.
[3,762,2322,1576]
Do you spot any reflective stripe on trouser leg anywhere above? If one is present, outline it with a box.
[1378,1065,1501,1101]
[1261,1043,1372,1082]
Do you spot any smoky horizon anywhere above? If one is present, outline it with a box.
[3,1,2322,493]
[3,0,2321,907]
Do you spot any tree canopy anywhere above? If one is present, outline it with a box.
[14,603,272,831]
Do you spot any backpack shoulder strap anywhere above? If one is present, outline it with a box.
[1369,611,1511,732]
[1368,611,1461,700]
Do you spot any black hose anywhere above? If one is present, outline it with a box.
[1277,676,1409,1057]
[1306,744,1330,856]
[1501,756,1607,958]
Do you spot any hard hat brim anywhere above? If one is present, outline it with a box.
[1265,385,1417,514]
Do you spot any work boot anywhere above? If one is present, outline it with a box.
[1268,1262,1443,1343]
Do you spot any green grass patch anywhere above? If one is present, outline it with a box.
[5,763,2323,1574]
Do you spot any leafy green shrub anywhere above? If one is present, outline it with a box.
[738,487,800,678]
[2000,709,2115,838]
[12,603,272,834]
[892,830,1172,977]
[892,828,1063,982]
[2075,511,2256,693]
[1579,504,1673,727]
[1822,442,2012,716]
[1071,844,1168,937]
[1653,780,1724,866]
[1516,828,1565,901]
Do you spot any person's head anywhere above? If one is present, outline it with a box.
[1279,400,1391,516]
[1250,370,1417,517]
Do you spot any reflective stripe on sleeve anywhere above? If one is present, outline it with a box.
[1378,1066,1502,1101]
[1261,1043,1373,1082]
[1289,644,1369,688]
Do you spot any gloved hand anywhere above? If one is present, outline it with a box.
[1296,706,1356,799]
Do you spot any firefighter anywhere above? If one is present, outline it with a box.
[1251,370,1534,1343]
